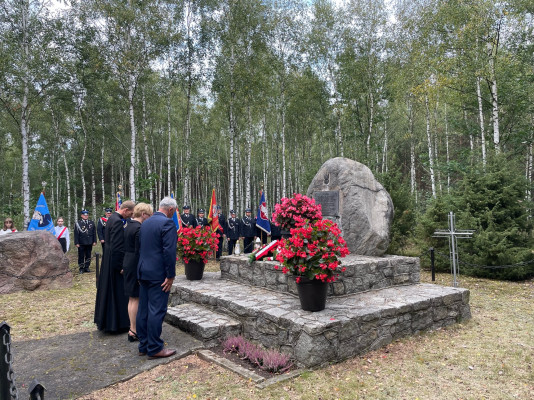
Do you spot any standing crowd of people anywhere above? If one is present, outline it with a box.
[2,196,281,359]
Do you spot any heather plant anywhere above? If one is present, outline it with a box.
[260,349,293,373]
[220,335,293,374]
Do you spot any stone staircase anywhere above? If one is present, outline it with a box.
[166,255,471,368]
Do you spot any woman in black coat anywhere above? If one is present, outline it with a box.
[123,202,153,342]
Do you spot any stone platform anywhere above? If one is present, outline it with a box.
[220,254,420,296]
[169,272,471,368]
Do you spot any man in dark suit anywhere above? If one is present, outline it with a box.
[97,208,113,254]
[74,209,97,273]
[241,208,256,254]
[136,197,178,359]
[226,209,241,255]
[180,205,197,228]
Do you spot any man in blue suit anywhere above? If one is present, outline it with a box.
[136,196,178,359]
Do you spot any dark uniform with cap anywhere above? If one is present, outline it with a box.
[226,210,242,255]
[180,205,197,228]
[97,208,113,254]
[215,206,227,260]
[74,210,97,273]
[241,208,256,254]
[195,209,208,228]
[270,221,282,241]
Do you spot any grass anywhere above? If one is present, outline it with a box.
[2,252,534,399]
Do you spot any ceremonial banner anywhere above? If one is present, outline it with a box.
[171,192,181,231]
[256,190,271,235]
[208,188,221,232]
[115,191,122,211]
[28,192,55,233]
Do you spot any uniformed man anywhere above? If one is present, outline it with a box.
[226,210,241,255]
[196,209,208,228]
[270,220,282,241]
[215,205,227,261]
[180,205,197,228]
[74,209,97,273]
[97,207,113,254]
[241,208,256,254]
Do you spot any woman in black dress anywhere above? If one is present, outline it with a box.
[123,202,153,342]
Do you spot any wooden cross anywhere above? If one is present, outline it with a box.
[433,211,474,287]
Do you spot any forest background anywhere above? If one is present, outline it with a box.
[1,0,533,280]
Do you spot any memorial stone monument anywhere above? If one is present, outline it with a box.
[307,157,394,256]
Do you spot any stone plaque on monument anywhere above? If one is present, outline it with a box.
[314,191,339,216]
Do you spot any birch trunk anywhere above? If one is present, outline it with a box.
[408,100,416,196]
[486,38,501,153]
[245,106,252,209]
[367,91,374,163]
[141,91,154,206]
[425,95,436,198]
[167,97,172,195]
[21,1,30,229]
[101,136,105,203]
[91,140,96,216]
[382,120,388,174]
[262,115,267,196]
[445,105,450,193]
[281,90,287,198]
[476,76,487,167]
[128,73,137,201]
[78,108,87,209]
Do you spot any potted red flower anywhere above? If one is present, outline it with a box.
[177,226,218,280]
[275,218,350,311]
[271,193,322,232]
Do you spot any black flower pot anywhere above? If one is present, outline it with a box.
[296,276,328,312]
[184,259,205,280]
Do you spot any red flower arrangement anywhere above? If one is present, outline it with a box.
[177,226,219,264]
[275,219,350,283]
[271,193,322,231]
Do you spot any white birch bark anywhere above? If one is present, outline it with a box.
[141,91,154,206]
[476,76,487,167]
[262,115,268,197]
[167,97,172,195]
[101,136,105,204]
[408,100,416,195]
[21,1,30,229]
[486,37,501,153]
[245,106,252,209]
[78,108,87,209]
[128,73,137,201]
[382,120,388,174]
[367,91,374,162]
[445,105,450,193]
[425,95,437,198]
[91,140,96,216]
[281,90,287,198]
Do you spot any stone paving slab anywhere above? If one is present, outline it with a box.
[170,273,471,367]
[166,303,242,347]
[11,323,203,400]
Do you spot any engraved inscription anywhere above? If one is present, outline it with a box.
[314,191,339,216]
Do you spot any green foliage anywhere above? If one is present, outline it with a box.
[417,157,534,280]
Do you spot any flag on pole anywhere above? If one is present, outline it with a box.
[115,191,122,211]
[256,190,271,235]
[208,188,221,232]
[171,192,181,231]
[28,192,55,233]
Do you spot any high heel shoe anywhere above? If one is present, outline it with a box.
[128,330,138,342]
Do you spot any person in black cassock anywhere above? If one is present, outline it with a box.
[241,208,256,254]
[74,210,97,273]
[94,200,135,333]
[196,208,208,228]
[215,205,226,260]
[97,208,113,254]
[226,210,241,255]
[123,202,153,342]
[180,205,197,228]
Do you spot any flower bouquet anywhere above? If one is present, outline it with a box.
[177,226,218,280]
[275,218,349,311]
[271,193,322,231]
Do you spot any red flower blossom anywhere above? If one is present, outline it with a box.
[177,226,218,264]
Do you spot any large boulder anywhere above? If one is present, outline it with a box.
[0,231,73,294]
[307,157,394,256]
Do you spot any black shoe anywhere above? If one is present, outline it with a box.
[216,258,220,261]
[84,269,91,273]
[79,270,84,274]
[128,330,139,342]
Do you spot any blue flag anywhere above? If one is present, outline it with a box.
[256,190,271,235]
[171,192,180,231]
[28,192,55,233]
